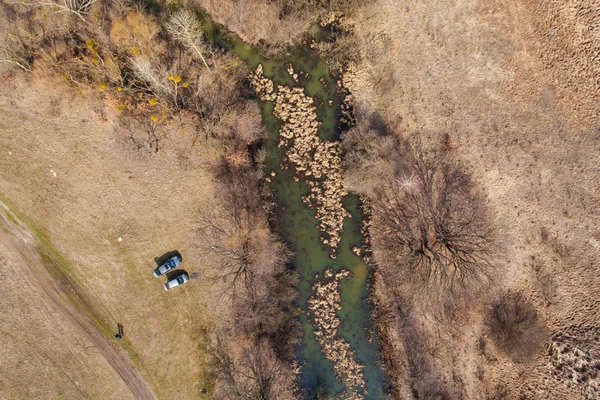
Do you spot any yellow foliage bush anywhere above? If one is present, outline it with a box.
[110,12,164,57]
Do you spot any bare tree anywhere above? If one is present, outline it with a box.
[208,332,296,400]
[0,41,31,72]
[166,10,212,73]
[115,110,169,153]
[9,0,96,20]
[196,201,256,297]
[199,158,298,400]
[371,145,495,293]
[129,56,173,99]
[0,12,43,72]
[199,212,286,300]
[197,160,288,300]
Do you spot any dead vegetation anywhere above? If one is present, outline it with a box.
[394,300,456,399]
[342,106,501,397]
[343,109,497,299]
[0,0,248,138]
[485,292,547,361]
[196,0,368,48]
[186,88,301,396]
[206,334,297,400]
[3,0,599,398]
[0,217,136,400]
[166,9,213,73]
[548,327,600,399]
[197,151,300,400]
[523,0,600,121]
[0,75,219,398]
[371,147,495,294]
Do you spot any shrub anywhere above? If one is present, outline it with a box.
[485,292,547,361]
[486,385,510,400]
[110,11,164,57]
[276,0,368,16]
[341,109,403,194]
[207,335,297,400]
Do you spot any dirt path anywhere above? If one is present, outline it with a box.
[0,201,157,400]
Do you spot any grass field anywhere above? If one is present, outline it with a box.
[0,76,219,399]
[347,0,600,398]
[0,215,136,400]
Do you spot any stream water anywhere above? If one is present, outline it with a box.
[204,21,387,399]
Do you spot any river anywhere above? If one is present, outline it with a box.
[204,20,387,399]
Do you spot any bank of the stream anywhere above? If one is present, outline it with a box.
[203,19,387,399]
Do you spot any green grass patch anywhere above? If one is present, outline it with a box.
[0,192,75,277]
[2,208,18,225]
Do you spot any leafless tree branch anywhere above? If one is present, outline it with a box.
[9,0,96,20]
[166,10,212,74]
[371,145,496,293]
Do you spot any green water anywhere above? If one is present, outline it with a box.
[204,20,387,399]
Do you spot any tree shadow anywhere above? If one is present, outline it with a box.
[368,111,392,136]
[0,1,18,21]
[154,250,182,267]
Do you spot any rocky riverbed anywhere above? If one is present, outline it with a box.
[308,268,367,397]
[251,64,350,256]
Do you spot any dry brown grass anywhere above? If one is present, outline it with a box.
[0,226,135,400]
[0,3,296,396]
[346,0,600,398]
[0,76,217,399]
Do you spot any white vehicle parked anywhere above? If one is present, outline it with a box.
[153,255,182,277]
[164,273,189,291]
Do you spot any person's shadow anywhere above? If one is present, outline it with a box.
[154,250,182,267]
